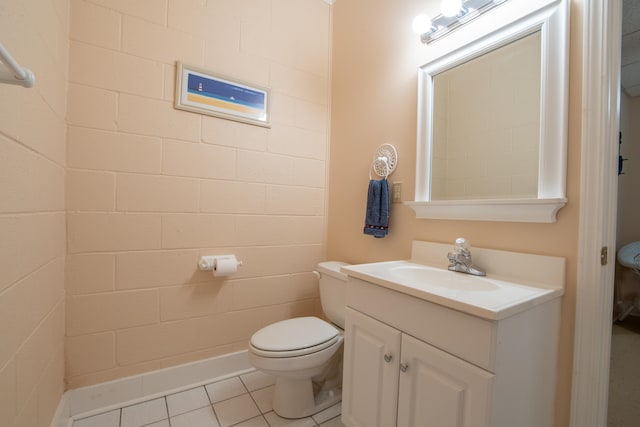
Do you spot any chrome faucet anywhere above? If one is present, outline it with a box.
[447,238,486,276]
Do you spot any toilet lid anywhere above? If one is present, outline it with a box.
[250,317,339,353]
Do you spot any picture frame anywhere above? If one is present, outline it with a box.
[174,62,270,128]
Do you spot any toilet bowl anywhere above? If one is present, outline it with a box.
[247,261,349,419]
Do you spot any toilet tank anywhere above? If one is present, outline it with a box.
[316,261,350,329]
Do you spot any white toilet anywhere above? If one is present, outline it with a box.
[248,261,349,419]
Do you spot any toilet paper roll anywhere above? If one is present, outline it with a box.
[213,256,238,277]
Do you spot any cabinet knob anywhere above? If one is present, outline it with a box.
[399,362,409,372]
[383,353,393,363]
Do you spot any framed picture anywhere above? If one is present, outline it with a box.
[174,62,270,128]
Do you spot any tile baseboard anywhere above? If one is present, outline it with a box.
[51,350,253,427]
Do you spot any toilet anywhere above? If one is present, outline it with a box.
[248,261,349,419]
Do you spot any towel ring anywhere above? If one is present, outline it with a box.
[369,143,398,179]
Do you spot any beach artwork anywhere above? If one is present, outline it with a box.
[175,62,270,127]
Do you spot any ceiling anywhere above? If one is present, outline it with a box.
[622,0,640,96]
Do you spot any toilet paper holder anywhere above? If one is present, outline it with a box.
[198,255,243,272]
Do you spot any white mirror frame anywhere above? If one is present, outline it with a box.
[407,0,569,223]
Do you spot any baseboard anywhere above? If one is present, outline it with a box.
[50,392,71,427]
[50,350,252,426]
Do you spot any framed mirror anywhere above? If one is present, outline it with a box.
[407,0,569,222]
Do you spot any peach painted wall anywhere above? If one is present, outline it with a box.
[328,1,582,425]
[0,0,69,426]
[65,0,331,388]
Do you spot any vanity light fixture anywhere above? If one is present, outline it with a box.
[413,0,510,44]
[440,0,464,17]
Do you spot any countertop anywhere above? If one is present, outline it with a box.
[342,260,564,320]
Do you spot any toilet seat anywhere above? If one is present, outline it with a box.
[250,317,339,358]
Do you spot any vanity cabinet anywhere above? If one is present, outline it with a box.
[341,277,561,427]
[343,307,493,427]
[342,307,401,427]
[397,332,493,427]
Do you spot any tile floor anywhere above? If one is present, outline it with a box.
[72,370,345,427]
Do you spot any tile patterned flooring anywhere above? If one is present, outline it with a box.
[72,370,344,427]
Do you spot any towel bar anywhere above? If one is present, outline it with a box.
[0,42,35,88]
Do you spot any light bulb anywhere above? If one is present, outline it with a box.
[441,0,462,17]
[412,13,432,35]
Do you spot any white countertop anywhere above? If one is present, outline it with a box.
[342,260,564,320]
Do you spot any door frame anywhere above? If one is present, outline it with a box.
[570,0,622,426]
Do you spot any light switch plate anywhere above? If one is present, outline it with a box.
[392,182,402,203]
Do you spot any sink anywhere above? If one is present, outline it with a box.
[390,265,498,291]
[341,260,563,320]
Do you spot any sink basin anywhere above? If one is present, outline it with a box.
[342,260,563,320]
[390,265,498,291]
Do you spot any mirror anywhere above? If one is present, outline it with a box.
[431,32,541,200]
[408,0,569,222]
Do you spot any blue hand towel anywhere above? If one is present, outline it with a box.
[363,178,390,238]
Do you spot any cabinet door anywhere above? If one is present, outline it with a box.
[397,334,494,427]
[342,307,402,427]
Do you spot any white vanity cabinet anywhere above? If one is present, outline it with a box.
[343,307,493,427]
[342,307,401,427]
[397,332,493,427]
[341,276,561,427]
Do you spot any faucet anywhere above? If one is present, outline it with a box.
[447,238,486,276]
